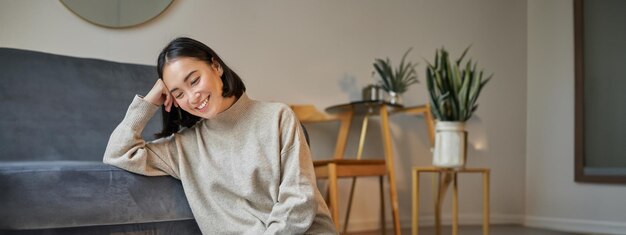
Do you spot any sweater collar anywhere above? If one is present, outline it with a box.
[208,92,251,123]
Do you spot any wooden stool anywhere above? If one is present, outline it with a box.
[412,167,490,235]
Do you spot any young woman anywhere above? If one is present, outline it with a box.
[103,37,337,234]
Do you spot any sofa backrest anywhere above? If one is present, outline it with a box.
[0,48,162,161]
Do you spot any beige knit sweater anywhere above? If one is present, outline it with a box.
[103,93,336,235]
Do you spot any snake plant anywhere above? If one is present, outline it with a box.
[373,48,419,94]
[426,47,492,121]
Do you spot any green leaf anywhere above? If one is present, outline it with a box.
[452,63,462,93]
[372,47,419,93]
[424,46,490,121]
[456,45,471,66]
[458,67,472,120]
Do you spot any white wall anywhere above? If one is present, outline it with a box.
[0,0,527,231]
[526,1,626,234]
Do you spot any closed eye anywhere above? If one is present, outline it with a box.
[191,77,200,85]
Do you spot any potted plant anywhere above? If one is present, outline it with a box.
[425,47,492,168]
[373,48,419,105]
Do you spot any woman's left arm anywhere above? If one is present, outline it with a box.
[264,108,336,235]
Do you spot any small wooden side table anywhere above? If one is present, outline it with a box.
[412,167,490,235]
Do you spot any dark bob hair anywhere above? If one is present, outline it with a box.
[155,37,246,138]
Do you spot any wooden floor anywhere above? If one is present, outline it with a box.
[347,224,583,235]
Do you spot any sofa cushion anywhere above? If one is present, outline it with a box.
[0,161,194,230]
[0,48,162,161]
[0,220,201,235]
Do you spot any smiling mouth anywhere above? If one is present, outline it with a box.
[196,96,209,110]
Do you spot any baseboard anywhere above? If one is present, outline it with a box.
[525,215,626,235]
[344,214,523,232]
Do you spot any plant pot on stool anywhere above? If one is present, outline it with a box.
[433,121,467,168]
[425,46,492,168]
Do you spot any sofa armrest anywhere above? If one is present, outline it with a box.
[0,161,193,230]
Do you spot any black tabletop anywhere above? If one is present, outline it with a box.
[325,100,404,115]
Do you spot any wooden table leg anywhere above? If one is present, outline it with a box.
[344,176,357,234]
[344,115,370,234]
[379,106,401,235]
[435,172,442,235]
[412,169,420,235]
[452,172,458,235]
[328,164,340,231]
[483,170,490,235]
[381,176,386,235]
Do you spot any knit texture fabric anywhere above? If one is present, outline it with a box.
[104,93,337,234]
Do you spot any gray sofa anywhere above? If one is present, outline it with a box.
[0,48,201,234]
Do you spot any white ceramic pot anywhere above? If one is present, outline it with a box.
[433,121,467,168]
[387,91,402,105]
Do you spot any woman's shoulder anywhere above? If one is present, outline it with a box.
[248,98,291,112]
[248,100,297,121]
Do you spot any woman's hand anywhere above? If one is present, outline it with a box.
[144,79,177,112]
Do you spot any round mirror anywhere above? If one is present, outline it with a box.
[60,0,173,28]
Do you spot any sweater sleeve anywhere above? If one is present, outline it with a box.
[103,95,181,179]
[264,109,337,235]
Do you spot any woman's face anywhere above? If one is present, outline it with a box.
[162,57,235,119]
